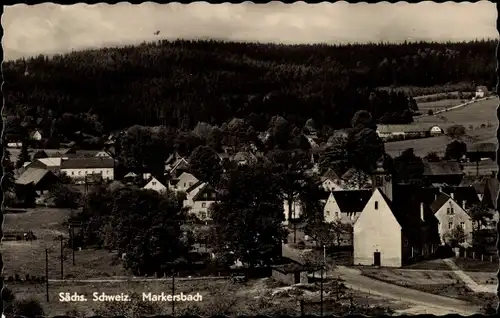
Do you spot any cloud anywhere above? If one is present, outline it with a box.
[2,1,497,61]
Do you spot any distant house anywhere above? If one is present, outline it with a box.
[430,192,473,247]
[423,160,463,185]
[183,182,218,220]
[376,125,429,141]
[60,157,114,183]
[143,176,167,193]
[475,86,488,98]
[319,168,343,192]
[15,168,58,195]
[168,158,190,177]
[171,172,200,193]
[429,125,444,136]
[29,129,43,141]
[123,172,138,183]
[95,151,111,158]
[323,190,372,225]
[466,143,496,162]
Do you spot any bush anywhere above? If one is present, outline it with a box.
[427,109,434,115]
[12,298,45,318]
[2,287,16,314]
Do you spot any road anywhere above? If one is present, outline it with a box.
[48,276,229,283]
[334,266,480,315]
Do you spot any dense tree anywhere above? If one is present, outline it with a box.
[210,164,286,268]
[188,145,224,187]
[445,124,467,139]
[424,152,440,162]
[393,148,425,185]
[469,203,494,231]
[15,143,30,169]
[49,184,81,209]
[11,298,44,318]
[445,140,467,160]
[2,147,15,193]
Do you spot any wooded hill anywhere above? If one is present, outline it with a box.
[3,39,496,138]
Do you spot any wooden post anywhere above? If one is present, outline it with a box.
[481,254,484,261]
[472,252,475,259]
[490,255,493,262]
[60,235,64,279]
[45,249,49,302]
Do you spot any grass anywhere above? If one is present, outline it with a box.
[2,207,127,279]
[417,99,466,112]
[402,259,450,271]
[453,257,498,273]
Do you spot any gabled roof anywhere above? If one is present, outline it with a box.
[60,157,114,169]
[124,172,138,178]
[323,168,340,181]
[15,168,53,186]
[423,160,462,176]
[192,183,218,202]
[430,193,451,213]
[143,177,166,191]
[441,186,480,206]
[233,152,257,163]
[37,157,62,167]
[186,180,204,194]
[171,158,189,171]
[331,190,372,212]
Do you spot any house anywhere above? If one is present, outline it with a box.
[271,261,309,285]
[60,157,114,183]
[123,172,138,183]
[15,168,58,195]
[143,176,167,193]
[353,160,440,267]
[95,151,112,158]
[26,157,63,173]
[29,129,43,141]
[475,86,488,98]
[466,143,496,162]
[429,125,444,136]
[439,185,480,209]
[183,182,218,220]
[323,190,372,225]
[171,172,200,193]
[430,192,473,247]
[319,168,343,192]
[423,160,463,185]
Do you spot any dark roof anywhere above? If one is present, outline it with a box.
[341,168,369,180]
[467,142,496,153]
[323,168,340,181]
[272,262,307,274]
[430,193,451,213]
[15,168,54,186]
[192,183,218,201]
[186,180,204,193]
[332,190,372,212]
[441,186,480,207]
[60,157,114,169]
[423,160,463,176]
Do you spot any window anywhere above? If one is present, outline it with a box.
[152,181,157,186]
[375,176,383,187]
[184,182,187,187]
[335,212,339,218]
[450,207,454,214]
[374,201,379,210]
[404,239,408,247]
[189,182,193,187]
[448,222,453,229]
[460,222,465,229]
[202,203,206,208]
[326,211,330,216]
[71,172,74,175]
[200,212,206,219]
[446,208,450,214]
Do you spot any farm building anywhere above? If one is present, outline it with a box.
[271,261,309,285]
[376,125,437,141]
[143,176,167,193]
[429,125,444,136]
[60,157,114,183]
[423,160,463,185]
[15,168,59,195]
[475,86,489,98]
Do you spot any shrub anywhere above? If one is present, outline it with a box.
[12,298,45,318]
[427,109,434,115]
[14,274,20,281]
[2,287,16,313]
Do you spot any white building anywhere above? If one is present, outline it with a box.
[183,182,218,220]
[430,193,473,246]
[60,157,114,183]
[170,172,200,192]
[143,176,167,193]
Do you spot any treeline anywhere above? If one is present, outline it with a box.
[3,39,495,140]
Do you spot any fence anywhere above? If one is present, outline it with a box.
[458,248,498,263]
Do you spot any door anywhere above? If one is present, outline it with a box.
[374,252,381,266]
[294,272,300,284]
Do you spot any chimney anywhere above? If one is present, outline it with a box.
[450,192,454,199]
[462,200,467,209]
[420,202,425,222]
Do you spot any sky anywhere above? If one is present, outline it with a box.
[2,1,498,61]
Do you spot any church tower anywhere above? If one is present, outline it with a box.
[371,156,393,202]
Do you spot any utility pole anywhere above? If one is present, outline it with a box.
[45,249,49,302]
[320,265,324,316]
[172,267,175,316]
[60,235,64,279]
[70,225,75,265]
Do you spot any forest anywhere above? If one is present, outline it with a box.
[2,39,496,143]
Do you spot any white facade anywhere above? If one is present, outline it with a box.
[323,193,362,224]
[434,198,473,246]
[321,178,343,192]
[143,177,167,193]
[430,126,443,135]
[354,189,403,267]
[173,172,199,192]
[61,168,114,182]
[95,151,111,157]
[7,142,22,148]
[182,182,215,220]
[31,130,42,141]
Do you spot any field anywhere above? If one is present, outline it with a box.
[453,257,498,273]
[385,97,498,158]
[2,207,127,279]
[417,99,467,113]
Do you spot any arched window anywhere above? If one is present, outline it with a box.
[374,201,379,210]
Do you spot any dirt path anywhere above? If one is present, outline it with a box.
[442,258,495,293]
[334,266,479,315]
